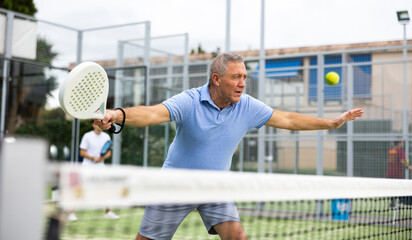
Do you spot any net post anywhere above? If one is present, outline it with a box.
[0,137,47,240]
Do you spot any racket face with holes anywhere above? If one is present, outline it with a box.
[59,62,109,119]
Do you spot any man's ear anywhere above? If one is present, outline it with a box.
[212,73,220,86]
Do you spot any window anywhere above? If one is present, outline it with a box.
[308,54,371,102]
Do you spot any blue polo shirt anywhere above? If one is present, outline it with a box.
[162,83,273,171]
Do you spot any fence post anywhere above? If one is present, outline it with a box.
[316,54,324,176]
[112,41,124,165]
[143,22,151,167]
[0,11,14,140]
[347,65,354,177]
[257,0,266,173]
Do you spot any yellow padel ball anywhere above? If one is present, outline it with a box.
[325,71,340,86]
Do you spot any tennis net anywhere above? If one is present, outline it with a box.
[42,164,412,240]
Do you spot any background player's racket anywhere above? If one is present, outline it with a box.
[59,62,119,133]
[100,140,113,157]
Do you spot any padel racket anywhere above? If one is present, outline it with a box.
[59,62,117,133]
[100,140,113,157]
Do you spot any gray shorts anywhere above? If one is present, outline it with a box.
[138,202,240,240]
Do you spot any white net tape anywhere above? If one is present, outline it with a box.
[56,164,412,210]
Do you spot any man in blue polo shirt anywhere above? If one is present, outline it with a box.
[97,53,363,240]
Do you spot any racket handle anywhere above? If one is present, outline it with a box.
[108,124,116,134]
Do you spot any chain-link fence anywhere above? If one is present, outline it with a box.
[1,8,412,179]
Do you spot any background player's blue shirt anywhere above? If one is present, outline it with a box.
[162,83,273,171]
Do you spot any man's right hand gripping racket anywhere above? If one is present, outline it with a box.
[58,62,123,134]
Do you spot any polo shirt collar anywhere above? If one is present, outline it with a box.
[200,83,212,103]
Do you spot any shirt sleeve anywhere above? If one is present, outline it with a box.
[162,90,194,123]
[79,133,89,150]
[245,95,273,129]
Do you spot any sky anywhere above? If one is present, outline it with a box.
[32,0,412,54]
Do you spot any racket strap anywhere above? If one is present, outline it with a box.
[109,108,126,134]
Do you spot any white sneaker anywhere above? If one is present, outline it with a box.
[104,211,119,220]
[68,212,78,221]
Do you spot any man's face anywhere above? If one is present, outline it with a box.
[92,122,102,132]
[217,61,247,104]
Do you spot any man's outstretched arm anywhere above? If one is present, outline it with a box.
[95,104,170,130]
[265,108,364,130]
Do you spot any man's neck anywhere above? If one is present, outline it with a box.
[208,84,230,110]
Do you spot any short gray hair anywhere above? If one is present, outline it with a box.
[208,53,244,83]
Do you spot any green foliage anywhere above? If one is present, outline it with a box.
[3,0,175,167]
[15,120,71,160]
[16,65,58,124]
[6,36,59,134]
[36,37,58,64]
[0,0,37,16]
[15,109,91,160]
[197,44,205,54]
[15,108,175,165]
[148,124,175,167]
[120,124,175,167]
[190,44,206,55]
[121,125,144,165]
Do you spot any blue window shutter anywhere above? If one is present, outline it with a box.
[255,58,302,79]
[352,54,371,99]
[308,53,371,102]
[309,57,317,101]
